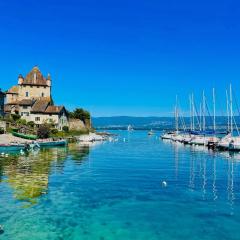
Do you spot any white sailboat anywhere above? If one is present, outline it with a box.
[171,96,185,142]
[190,91,208,145]
[207,88,220,147]
[217,84,240,150]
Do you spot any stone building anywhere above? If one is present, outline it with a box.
[0,89,5,117]
[4,66,69,130]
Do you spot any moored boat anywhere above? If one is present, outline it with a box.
[12,131,37,140]
[161,132,174,140]
[37,139,67,147]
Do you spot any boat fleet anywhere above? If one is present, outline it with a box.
[161,85,240,151]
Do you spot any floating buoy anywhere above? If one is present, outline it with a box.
[162,181,167,187]
[1,153,4,156]
[123,138,126,142]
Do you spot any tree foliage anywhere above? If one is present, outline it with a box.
[68,108,90,123]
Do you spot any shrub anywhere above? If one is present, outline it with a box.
[68,108,90,123]
[51,128,58,134]
[0,127,4,134]
[63,126,69,132]
[17,119,27,125]
[37,124,50,139]
[11,114,21,122]
[27,121,35,128]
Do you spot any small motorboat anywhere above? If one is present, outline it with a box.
[161,132,174,140]
[148,129,154,135]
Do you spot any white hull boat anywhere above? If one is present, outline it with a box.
[161,132,174,140]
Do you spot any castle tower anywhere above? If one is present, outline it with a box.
[18,74,24,85]
[46,73,51,87]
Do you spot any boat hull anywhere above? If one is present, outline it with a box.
[38,140,67,147]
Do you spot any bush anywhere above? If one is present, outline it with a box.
[68,108,90,123]
[63,126,69,132]
[0,127,4,134]
[17,119,27,125]
[11,114,21,122]
[27,121,35,128]
[51,128,58,134]
[37,124,50,139]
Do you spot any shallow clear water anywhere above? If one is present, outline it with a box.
[1,131,240,239]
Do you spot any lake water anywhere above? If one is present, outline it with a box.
[1,130,240,240]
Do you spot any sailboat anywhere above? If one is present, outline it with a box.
[182,94,194,144]
[190,91,208,145]
[171,96,185,142]
[217,85,240,150]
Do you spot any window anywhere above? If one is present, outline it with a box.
[25,92,29,97]
[41,92,44,97]
[23,106,28,109]
[35,117,40,121]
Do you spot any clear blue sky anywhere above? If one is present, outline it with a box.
[0,0,240,116]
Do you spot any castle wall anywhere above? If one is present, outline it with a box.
[6,93,18,104]
[18,85,51,100]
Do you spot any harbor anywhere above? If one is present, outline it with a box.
[161,85,240,152]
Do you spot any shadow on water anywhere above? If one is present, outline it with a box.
[0,144,90,207]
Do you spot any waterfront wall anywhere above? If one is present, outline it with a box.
[69,118,87,131]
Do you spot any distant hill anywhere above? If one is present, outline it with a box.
[92,116,174,130]
[92,116,233,130]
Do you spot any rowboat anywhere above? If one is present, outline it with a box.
[37,139,67,147]
[0,144,25,152]
[12,132,37,140]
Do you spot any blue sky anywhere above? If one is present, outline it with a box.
[0,0,240,116]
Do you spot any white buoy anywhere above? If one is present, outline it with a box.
[123,138,126,142]
[1,153,4,156]
[162,181,167,187]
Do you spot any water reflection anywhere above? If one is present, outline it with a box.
[0,144,90,207]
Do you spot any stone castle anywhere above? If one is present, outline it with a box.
[4,66,69,130]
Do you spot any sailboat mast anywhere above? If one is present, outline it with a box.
[226,90,230,132]
[230,84,233,135]
[200,103,202,131]
[213,88,216,132]
[189,95,192,131]
[192,94,195,130]
[202,91,206,131]
[175,95,179,132]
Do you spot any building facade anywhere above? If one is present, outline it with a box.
[0,89,5,117]
[4,66,69,130]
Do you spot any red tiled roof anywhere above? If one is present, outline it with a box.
[31,98,50,113]
[4,104,19,112]
[6,85,19,94]
[18,99,35,106]
[45,105,64,114]
[21,66,48,86]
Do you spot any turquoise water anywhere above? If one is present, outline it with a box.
[1,131,240,239]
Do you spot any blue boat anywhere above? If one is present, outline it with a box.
[37,139,67,147]
[0,144,25,152]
